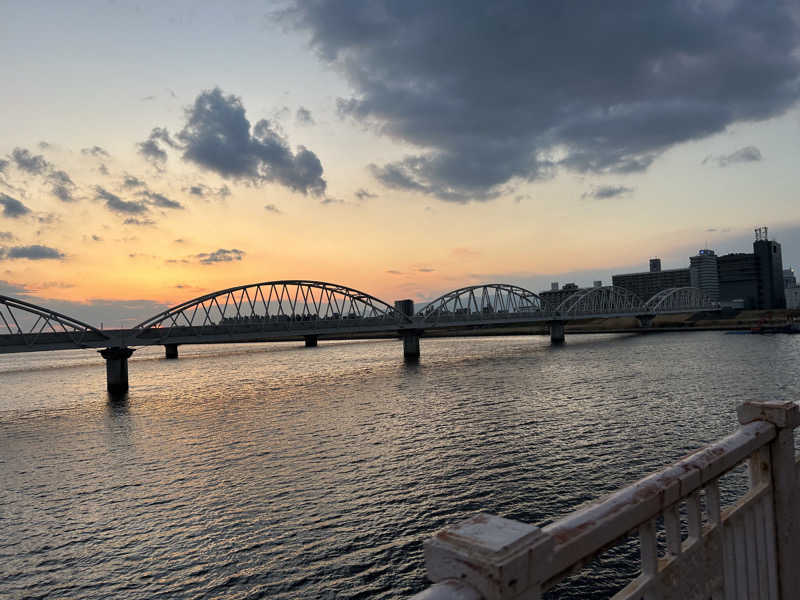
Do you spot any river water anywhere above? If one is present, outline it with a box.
[2,332,799,599]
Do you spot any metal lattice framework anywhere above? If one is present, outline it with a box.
[132,280,409,339]
[418,284,543,323]
[0,295,110,349]
[643,287,716,313]
[554,286,644,317]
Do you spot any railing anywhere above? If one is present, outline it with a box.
[412,400,800,599]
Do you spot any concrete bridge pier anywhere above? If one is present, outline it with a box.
[548,320,565,344]
[99,347,135,392]
[636,314,655,329]
[164,343,179,359]
[304,335,318,348]
[402,330,421,359]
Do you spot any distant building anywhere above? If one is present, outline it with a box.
[612,258,690,302]
[787,287,800,309]
[718,253,759,309]
[784,268,797,289]
[689,249,719,301]
[753,229,786,309]
[540,282,582,311]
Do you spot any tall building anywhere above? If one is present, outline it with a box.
[753,227,786,309]
[717,253,759,309]
[689,249,719,301]
[612,259,690,302]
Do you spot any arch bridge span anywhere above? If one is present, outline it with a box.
[131,280,412,344]
[418,284,543,325]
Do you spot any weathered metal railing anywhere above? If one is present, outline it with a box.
[412,400,800,599]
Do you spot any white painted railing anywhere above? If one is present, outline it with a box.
[412,400,800,599]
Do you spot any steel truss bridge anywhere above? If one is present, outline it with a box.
[0,281,717,391]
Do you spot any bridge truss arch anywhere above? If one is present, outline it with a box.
[554,286,644,317]
[132,280,409,342]
[643,287,717,313]
[0,295,110,351]
[418,284,543,324]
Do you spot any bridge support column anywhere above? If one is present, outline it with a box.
[164,343,179,359]
[402,330,421,359]
[99,347,135,393]
[636,314,655,329]
[304,335,318,348]
[548,320,565,344]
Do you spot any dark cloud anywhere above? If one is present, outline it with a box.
[0,193,31,218]
[703,145,763,167]
[38,141,51,150]
[386,269,403,275]
[183,183,231,200]
[123,217,156,226]
[416,267,435,273]
[355,188,377,200]
[0,279,29,295]
[283,1,800,202]
[320,196,343,205]
[264,203,282,214]
[171,88,326,195]
[98,164,110,176]
[10,147,50,175]
[137,190,183,209]
[91,234,103,241]
[123,174,146,189]
[0,245,65,260]
[81,146,109,158]
[94,186,148,214]
[193,248,245,264]
[137,127,178,165]
[296,106,315,125]
[0,159,8,174]
[0,231,13,240]
[582,185,634,200]
[48,169,76,202]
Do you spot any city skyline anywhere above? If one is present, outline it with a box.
[2,2,800,324]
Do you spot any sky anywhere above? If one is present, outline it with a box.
[1,1,800,325]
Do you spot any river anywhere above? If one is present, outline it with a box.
[2,332,799,598]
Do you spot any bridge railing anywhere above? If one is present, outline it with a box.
[411,400,800,599]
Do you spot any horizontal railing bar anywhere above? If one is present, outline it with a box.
[540,420,775,586]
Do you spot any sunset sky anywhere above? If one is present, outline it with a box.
[2,1,800,325]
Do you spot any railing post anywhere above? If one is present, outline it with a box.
[422,513,553,600]
[737,400,800,599]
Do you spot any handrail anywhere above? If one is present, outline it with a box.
[412,400,800,599]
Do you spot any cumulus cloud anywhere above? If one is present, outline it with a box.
[94,186,148,214]
[168,88,326,195]
[296,106,315,125]
[703,145,763,167]
[0,245,65,260]
[283,1,800,202]
[10,147,50,175]
[0,193,31,218]
[81,146,109,158]
[581,185,634,200]
[193,248,245,264]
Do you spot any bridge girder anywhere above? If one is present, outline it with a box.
[0,294,110,351]
[419,284,543,324]
[131,280,410,343]
[642,287,717,313]
[554,286,644,317]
